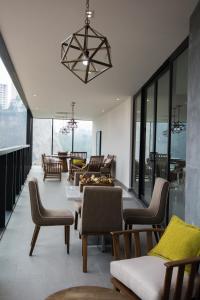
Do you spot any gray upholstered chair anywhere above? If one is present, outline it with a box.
[28,178,74,256]
[79,186,123,272]
[123,177,169,230]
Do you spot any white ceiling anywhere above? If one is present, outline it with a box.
[0,0,198,120]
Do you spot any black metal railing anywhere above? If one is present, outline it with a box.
[0,145,31,236]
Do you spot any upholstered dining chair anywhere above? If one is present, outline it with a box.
[28,178,74,256]
[123,177,169,230]
[79,186,123,272]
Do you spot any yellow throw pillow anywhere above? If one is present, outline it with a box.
[72,159,85,167]
[149,215,200,267]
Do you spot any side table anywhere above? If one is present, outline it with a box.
[45,286,128,300]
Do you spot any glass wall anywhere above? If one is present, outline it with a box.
[144,85,155,203]
[32,118,93,164]
[53,119,72,153]
[155,71,170,181]
[32,119,52,164]
[169,49,188,219]
[132,39,188,221]
[0,57,27,148]
[132,94,141,194]
[74,121,92,157]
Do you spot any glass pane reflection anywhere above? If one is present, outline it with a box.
[169,49,188,220]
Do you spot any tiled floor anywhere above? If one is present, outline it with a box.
[0,166,141,300]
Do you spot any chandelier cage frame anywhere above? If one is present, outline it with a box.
[61,0,112,83]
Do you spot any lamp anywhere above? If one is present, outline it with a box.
[61,0,112,83]
[59,125,70,135]
[67,101,78,129]
[171,105,186,134]
[59,102,78,134]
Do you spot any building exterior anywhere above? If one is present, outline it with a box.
[0,83,8,109]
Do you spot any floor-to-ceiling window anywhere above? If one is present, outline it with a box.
[53,119,72,153]
[73,120,92,157]
[132,93,141,194]
[155,71,170,181]
[169,49,188,219]
[144,85,155,203]
[32,119,52,164]
[132,39,188,220]
[0,57,27,148]
[32,118,92,164]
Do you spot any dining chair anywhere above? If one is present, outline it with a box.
[28,178,74,255]
[123,177,169,230]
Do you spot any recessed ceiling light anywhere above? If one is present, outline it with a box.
[102,109,105,113]
[33,94,37,97]
[116,98,120,101]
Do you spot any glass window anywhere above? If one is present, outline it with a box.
[0,57,27,148]
[155,71,170,182]
[53,119,72,153]
[144,85,155,204]
[132,94,141,194]
[73,120,92,157]
[169,49,188,219]
[32,119,52,164]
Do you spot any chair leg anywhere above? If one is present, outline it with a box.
[82,235,88,273]
[65,225,70,254]
[29,225,40,256]
[74,211,78,230]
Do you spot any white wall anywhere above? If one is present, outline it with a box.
[92,97,132,189]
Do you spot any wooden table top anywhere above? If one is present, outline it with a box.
[45,286,128,300]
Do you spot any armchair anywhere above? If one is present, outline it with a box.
[111,228,200,300]
[68,152,87,181]
[42,155,62,181]
[100,154,114,177]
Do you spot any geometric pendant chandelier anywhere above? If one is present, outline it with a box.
[61,0,112,84]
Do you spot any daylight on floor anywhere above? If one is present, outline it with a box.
[0,1,200,300]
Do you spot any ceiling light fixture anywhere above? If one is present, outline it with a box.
[61,0,112,84]
[67,101,78,129]
[162,105,186,136]
[171,105,186,134]
[59,102,78,134]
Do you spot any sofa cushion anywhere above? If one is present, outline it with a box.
[110,256,197,300]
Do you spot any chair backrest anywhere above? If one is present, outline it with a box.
[70,152,87,159]
[28,177,45,225]
[103,154,114,168]
[88,155,104,171]
[148,177,169,224]
[81,186,123,234]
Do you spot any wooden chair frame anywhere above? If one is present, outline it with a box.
[43,161,62,181]
[111,228,200,300]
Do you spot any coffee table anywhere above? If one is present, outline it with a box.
[45,286,128,300]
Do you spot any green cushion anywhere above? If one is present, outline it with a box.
[149,215,200,271]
